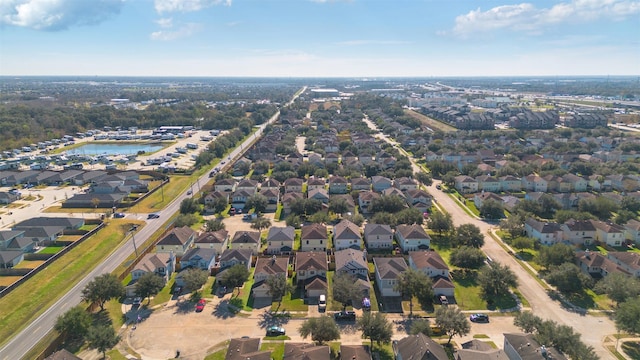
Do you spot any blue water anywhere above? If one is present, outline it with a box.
[66,143,165,156]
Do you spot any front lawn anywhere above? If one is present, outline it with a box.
[39,246,65,254]
[272,284,308,312]
[260,341,285,360]
[150,273,176,307]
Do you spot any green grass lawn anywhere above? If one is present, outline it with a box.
[203,341,231,360]
[150,273,176,307]
[273,282,308,312]
[39,246,65,254]
[260,341,285,359]
[236,269,255,311]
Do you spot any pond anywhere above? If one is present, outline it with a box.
[65,142,166,156]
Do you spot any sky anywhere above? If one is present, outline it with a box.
[0,0,639,77]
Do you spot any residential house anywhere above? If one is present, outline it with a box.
[408,251,454,297]
[231,189,255,210]
[307,177,326,191]
[0,230,32,253]
[624,219,640,245]
[576,250,628,278]
[351,177,371,191]
[0,250,24,268]
[155,226,196,256]
[499,175,522,192]
[214,178,237,192]
[284,343,330,360]
[330,194,356,214]
[454,175,478,194]
[393,333,448,360]
[180,247,217,272]
[236,179,259,193]
[455,340,509,360]
[128,252,175,296]
[329,176,348,194]
[394,177,418,192]
[259,188,280,212]
[335,248,370,298]
[333,219,362,250]
[405,189,432,208]
[473,192,504,209]
[476,175,501,192]
[300,223,328,252]
[282,192,304,215]
[524,218,562,245]
[219,248,252,270]
[308,188,330,204]
[607,252,640,277]
[284,178,304,193]
[0,191,20,205]
[382,187,407,200]
[364,223,394,250]
[194,230,229,253]
[231,231,261,255]
[261,178,281,191]
[45,349,82,360]
[561,219,596,245]
[340,345,370,360]
[395,224,431,252]
[266,226,296,255]
[252,256,289,300]
[325,153,339,164]
[21,227,64,247]
[73,170,107,185]
[358,191,380,214]
[62,192,127,208]
[295,251,328,298]
[562,173,588,192]
[591,220,625,247]
[503,333,567,360]
[372,176,393,192]
[225,338,271,360]
[203,191,229,210]
[521,175,548,192]
[373,257,407,297]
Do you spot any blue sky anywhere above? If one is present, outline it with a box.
[1,0,639,77]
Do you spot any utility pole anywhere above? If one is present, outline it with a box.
[131,231,138,257]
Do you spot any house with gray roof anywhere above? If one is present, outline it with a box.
[0,250,24,268]
[503,333,567,360]
[226,338,271,360]
[364,223,394,250]
[180,247,217,271]
[284,343,330,360]
[231,231,261,255]
[373,257,407,297]
[393,333,448,360]
[155,226,196,256]
[395,224,430,252]
[335,248,370,298]
[195,230,229,253]
[266,226,295,255]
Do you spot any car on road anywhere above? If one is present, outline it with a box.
[436,184,442,190]
[333,311,356,321]
[147,213,160,219]
[195,299,206,312]
[133,297,142,306]
[114,212,125,218]
[186,190,192,195]
[470,313,489,323]
[266,326,286,336]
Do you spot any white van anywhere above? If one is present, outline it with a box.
[318,295,327,311]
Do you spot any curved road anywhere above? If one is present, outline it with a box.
[0,87,305,360]
[363,117,616,360]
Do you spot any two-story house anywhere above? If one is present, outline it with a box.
[591,220,625,247]
[231,231,261,255]
[128,252,176,296]
[524,218,562,246]
[214,178,237,193]
[284,178,304,193]
[328,176,349,194]
[180,247,217,272]
[156,226,196,256]
[295,251,328,299]
[408,250,454,297]
[333,219,362,250]
[335,248,370,298]
[300,223,328,252]
[363,223,394,250]
[195,230,229,253]
[252,256,289,300]
[373,257,407,297]
[371,176,393,192]
[395,224,431,252]
[266,226,296,254]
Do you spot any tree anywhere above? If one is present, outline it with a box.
[479,199,504,219]
[182,268,209,293]
[298,316,341,345]
[535,243,575,269]
[206,219,225,231]
[357,311,393,347]
[450,246,486,269]
[251,215,272,232]
[135,273,165,304]
[513,311,541,333]
[179,197,200,214]
[499,215,525,238]
[245,194,268,214]
[409,319,432,336]
[511,237,535,254]
[210,196,229,214]
[454,224,484,248]
[54,306,92,341]
[266,274,294,310]
[435,306,470,345]
[415,172,432,186]
[395,208,424,225]
[285,214,301,228]
[328,197,349,215]
[220,264,250,295]
[616,297,640,335]
[478,262,518,298]
[333,272,363,311]
[370,212,397,227]
[174,213,198,227]
[87,325,120,359]
[427,211,453,235]
[393,268,434,315]
[545,263,593,293]
[370,195,406,213]
[346,213,365,227]
[81,273,125,311]
[594,272,640,306]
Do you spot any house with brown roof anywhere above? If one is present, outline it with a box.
[358,191,380,214]
[624,218,640,245]
[300,223,328,252]
[607,252,640,277]
[405,189,432,208]
[231,231,261,255]
[454,175,478,194]
[219,248,252,270]
[504,333,567,360]
[473,192,503,209]
[225,338,271,360]
[334,219,362,250]
[261,178,281,191]
[329,176,349,194]
[295,251,328,298]
[259,188,281,212]
[340,345,371,360]
[373,257,407,297]
[394,177,418,192]
[364,223,394,250]
[524,218,562,246]
[561,219,596,245]
[372,176,393,192]
[335,248,370,297]
[282,192,304,215]
[284,178,305,193]
[45,349,82,360]
[393,333,448,360]
[395,224,430,252]
[127,252,175,296]
[576,250,629,278]
[455,340,509,360]
[521,174,547,192]
[308,188,330,204]
[266,226,296,255]
[204,191,229,210]
[499,175,522,192]
[252,256,290,299]
[156,226,196,256]
[591,220,625,247]
[307,177,327,191]
[284,343,330,360]
[214,178,237,193]
[351,177,371,191]
[408,250,454,297]
[195,230,229,253]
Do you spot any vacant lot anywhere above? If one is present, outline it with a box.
[404,109,457,132]
[0,276,22,287]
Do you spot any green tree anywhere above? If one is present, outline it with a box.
[179,197,200,214]
[298,316,341,345]
[427,211,454,235]
[245,194,268,214]
[511,237,535,254]
[285,214,301,228]
[393,268,434,315]
[479,199,504,219]
[87,325,120,359]
[545,263,593,293]
[535,243,575,269]
[593,272,640,306]
[328,197,349,215]
[135,273,165,304]
[409,319,432,336]
[266,274,294,310]
[435,306,471,345]
[91,197,100,212]
[332,272,363,311]
[357,311,393,347]
[370,195,406,213]
[415,172,433,186]
[395,208,424,225]
[54,306,92,341]
[478,262,518,298]
[250,215,272,232]
[454,223,484,248]
[206,219,225,231]
[220,264,250,295]
[174,213,198,227]
[616,297,640,335]
[513,311,541,333]
[210,196,229,214]
[499,215,525,238]
[182,268,209,293]
[370,212,397,227]
[81,273,125,311]
[450,246,486,269]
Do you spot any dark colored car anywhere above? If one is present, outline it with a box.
[147,213,160,219]
[266,326,286,336]
[114,212,125,218]
[195,299,206,312]
[333,311,356,321]
[470,313,489,323]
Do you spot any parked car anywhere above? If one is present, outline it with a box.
[439,295,448,305]
[133,297,142,306]
[147,213,160,219]
[470,313,489,323]
[114,212,125,218]
[229,208,236,216]
[266,326,286,336]
[187,190,192,195]
[333,311,356,321]
[318,294,326,312]
[195,299,206,312]
[361,297,371,311]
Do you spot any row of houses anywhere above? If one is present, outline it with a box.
[0,169,111,187]
[524,217,640,247]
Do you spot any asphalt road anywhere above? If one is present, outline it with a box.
[362,117,617,360]
[0,87,305,360]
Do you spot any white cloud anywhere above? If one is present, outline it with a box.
[336,40,411,46]
[0,0,124,30]
[155,17,173,28]
[150,22,202,40]
[154,0,231,13]
[450,0,640,37]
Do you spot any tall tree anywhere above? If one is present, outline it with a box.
[81,273,125,311]
[54,306,92,341]
[545,263,593,293]
[435,306,471,345]
[594,273,640,306]
[328,197,349,215]
[511,237,535,254]
[179,197,200,214]
[393,268,434,315]
[245,194,268,214]
[454,223,484,248]
[298,316,341,345]
[479,199,504,219]
[210,196,229,214]
[409,319,433,336]
[427,211,453,235]
[478,262,518,298]
[450,246,486,269]
[206,219,226,231]
[513,311,542,333]
[135,273,165,304]
[535,243,575,269]
[250,215,272,232]
[357,311,393,347]
[266,274,294,310]
[332,272,363,311]
[181,268,209,294]
[616,297,640,335]
[220,264,250,295]
[87,325,121,359]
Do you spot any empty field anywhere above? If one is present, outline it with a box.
[0,276,22,287]
[404,109,457,132]
[14,260,46,269]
